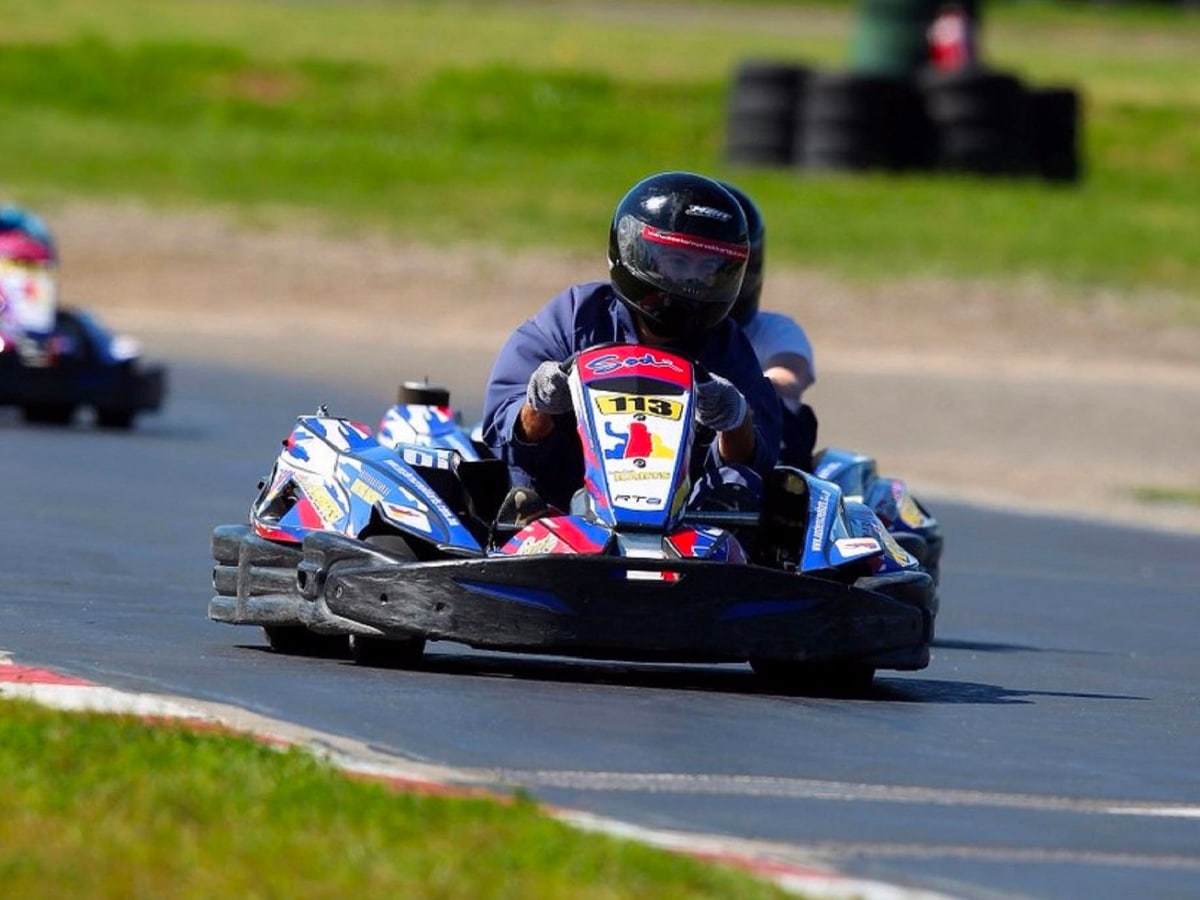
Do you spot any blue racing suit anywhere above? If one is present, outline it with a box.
[481,281,781,511]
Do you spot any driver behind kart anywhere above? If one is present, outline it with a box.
[0,205,60,349]
[481,171,782,521]
[720,181,820,472]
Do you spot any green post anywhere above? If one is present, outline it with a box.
[849,0,981,77]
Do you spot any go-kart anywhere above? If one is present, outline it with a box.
[375,376,944,586]
[0,306,166,428]
[376,380,487,461]
[210,343,936,693]
[812,448,943,585]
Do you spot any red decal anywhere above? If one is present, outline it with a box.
[640,226,749,260]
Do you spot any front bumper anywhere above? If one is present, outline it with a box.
[307,532,934,668]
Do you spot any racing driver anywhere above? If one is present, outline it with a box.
[719,180,820,472]
[481,170,781,522]
[0,205,60,347]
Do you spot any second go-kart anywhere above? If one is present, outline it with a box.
[0,306,166,429]
[211,343,936,693]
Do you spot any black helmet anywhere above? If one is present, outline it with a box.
[719,182,764,328]
[608,172,749,339]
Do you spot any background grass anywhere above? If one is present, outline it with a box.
[0,698,792,899]
[1,1,1197,304]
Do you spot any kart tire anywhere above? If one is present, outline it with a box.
[349,633,426,669]
[1028,86,1081,183]
[263,625,350,658]
[397,382,451,407]
[21,403,76,426]
[348,534,429,669]
[96,408,136,430]
[750,658,876,697]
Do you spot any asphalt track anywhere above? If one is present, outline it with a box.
[3,360,1199,900]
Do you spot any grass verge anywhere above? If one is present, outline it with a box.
[0,697,792,899]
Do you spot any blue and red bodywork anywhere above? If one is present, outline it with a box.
[252,415,484,551]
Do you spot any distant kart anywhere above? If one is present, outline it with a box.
[0,306,166,428]
[211,344,937,694]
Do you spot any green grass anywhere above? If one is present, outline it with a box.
[0,0,1197,301]
[1130,485,1200,507]
[0,698,791,899]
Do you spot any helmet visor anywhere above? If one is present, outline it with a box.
[616,215,748,308]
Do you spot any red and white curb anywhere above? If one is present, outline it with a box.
[0,654,952,900]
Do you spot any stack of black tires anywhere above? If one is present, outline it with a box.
[725,62,810,167]
[726,59,1081,183]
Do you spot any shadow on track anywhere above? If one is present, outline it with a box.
[932,637,1111,656]
[236,642,1147,705]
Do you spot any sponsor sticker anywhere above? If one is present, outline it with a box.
[382,503,431,533]
[809,489,832,551]
[515,534,561,556]
[610,470,670,482]
[585,351,684,376]
[298,476,345,524]
[350,478,384,505]
[835,537,882,559]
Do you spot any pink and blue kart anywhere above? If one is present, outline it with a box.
[211,344,936,694]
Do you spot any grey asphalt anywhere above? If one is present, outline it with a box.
[2,360,1198,900]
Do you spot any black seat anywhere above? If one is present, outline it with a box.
[410,456,510,546]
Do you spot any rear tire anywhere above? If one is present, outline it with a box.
[750,659,876,697]
[96,408,136,430]
[263,626,350,658]
[397,382,451,407]
[22,403,76,425]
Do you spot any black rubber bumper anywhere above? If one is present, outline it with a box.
[209,524,388,636]
[299,532,934,668]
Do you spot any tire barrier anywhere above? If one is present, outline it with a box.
[918,68,1029,175]
[726,61,810,166]
[798,72,936,173]
[1027,86,1082,183]
[725,58,1082,183]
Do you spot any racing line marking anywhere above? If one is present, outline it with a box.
[473,769,1200,820]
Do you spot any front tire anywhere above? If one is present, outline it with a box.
[349,633,426,669]
[349,534,428,668]
[263,626,350,658]
[22,403,76,425]
[750,659,876,697]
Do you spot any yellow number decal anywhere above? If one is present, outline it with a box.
[595,395,682,420]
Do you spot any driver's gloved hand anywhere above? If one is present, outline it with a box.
[694,373,747,432]
[526,360,573,415]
